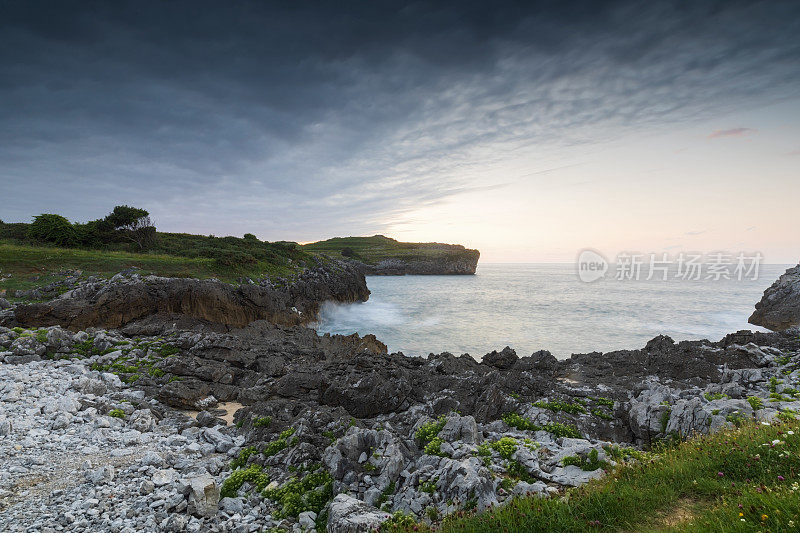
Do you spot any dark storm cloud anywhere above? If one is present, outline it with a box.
[1,0,799,238]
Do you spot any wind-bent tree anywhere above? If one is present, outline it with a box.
[104,205,156,249]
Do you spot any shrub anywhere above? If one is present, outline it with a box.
[253,416,272,428]
[416,416,447,445]
[562,449,607,471]
[263,469,333,518]
[748,396,765,411]
[108,408,125,419]
[704,392,728,401]
[424,437,450,457]
[263,427,296,457]
[491,437,518,460]
[221,464,270,498]
[533,399,587,415]
[243,233,258,241]
[28,214,76,246]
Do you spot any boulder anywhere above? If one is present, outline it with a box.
[187,474,220,518]
[437,414,481,445]
[749,264,800,330]
[327,494,390,533]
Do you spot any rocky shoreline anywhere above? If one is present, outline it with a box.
[0,264,799,531]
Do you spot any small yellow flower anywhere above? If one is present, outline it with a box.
[761,514,768,521]
[739,513,744,517]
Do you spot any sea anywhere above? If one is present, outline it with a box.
[313,263,792,360]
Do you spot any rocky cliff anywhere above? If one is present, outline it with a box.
[749,263,800,331]
[302,235,480,275]
[355,252,479,275]
[9,261,369,331]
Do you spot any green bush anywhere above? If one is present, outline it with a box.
[221,464,270,498]
[28,214,76,246]
[263,469,333,518]
[416,416,447,445]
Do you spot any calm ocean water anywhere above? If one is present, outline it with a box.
[313,263,792,359]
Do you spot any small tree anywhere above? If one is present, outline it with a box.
[104,205,155,249]
[28,214,76,246]
[243,233,259,241]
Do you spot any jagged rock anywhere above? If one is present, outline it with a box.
[129,409,156,433]
[437,414,481,445]
[0,298,11,309]
[327,494,391,533]
[482,346,518,369]
[298,511,317,530]
[750,264,800,330]
[84,465,115,485]
[432,456,498,511]
[13,263,369,331]
[187,474,220,518]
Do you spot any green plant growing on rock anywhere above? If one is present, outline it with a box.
[660,407,672,433]
[423,437,450,458]
[416,415,447,446]
[703,392,728,401]
[108,409,125,419]
[748,396,764,411]
[230,446,259,469]
[381,511,417,531]
[490,437,518,460]
[221,464,270,498]
[542,422,582,439]
[262,469,333,519]
[499,478,516,491]
[726,411,747,428]
[375,481,396,510]
[253,416,272,428]
[591,408,613,421]
[419,478,438,493]
[502,412,539,432]
[594,397,615,408]
[562,449,607,471]
[426,505,440,522]
[263,427,297,457]
[533,399,587,415]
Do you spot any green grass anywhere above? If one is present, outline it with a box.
[0,241,314,297]
[386,419,800,532]
[302,235,478,265]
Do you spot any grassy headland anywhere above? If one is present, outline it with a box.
[386,418,800,532]
[0,211,323,298]
[303,235,478,265]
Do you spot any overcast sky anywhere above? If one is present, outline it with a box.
[2,0,799,262]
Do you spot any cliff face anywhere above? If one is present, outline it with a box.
[303,235,480,275]
[749,264,800,331]
[11,261,369,331]
[356,251,480,275]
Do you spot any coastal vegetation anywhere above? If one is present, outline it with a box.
[0,207,324,296]
[303,235,479,267]
[387,418,800,532]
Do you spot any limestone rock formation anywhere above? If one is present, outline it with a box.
[12,262,369,331]
[749,264,800,331]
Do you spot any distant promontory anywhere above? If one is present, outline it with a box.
[302,235,480,275]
